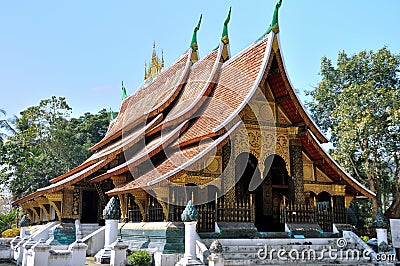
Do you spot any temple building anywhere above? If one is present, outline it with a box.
[13,2,374,240]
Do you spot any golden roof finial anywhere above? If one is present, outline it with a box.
[161,49,164,68]
[144,42,164,81]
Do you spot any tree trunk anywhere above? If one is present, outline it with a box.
[366,172,378,216]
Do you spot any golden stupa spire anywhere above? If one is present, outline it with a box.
[144,41,164,81]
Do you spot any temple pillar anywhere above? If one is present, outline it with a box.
[288,128,305,204]
[44,193,63,222]
[222,142,236,204]
[111,175,128,219]
[62,186,75,220]
[132,191,149,222]
[34,197,51,222]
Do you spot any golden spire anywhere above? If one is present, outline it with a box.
[144,41,164,81]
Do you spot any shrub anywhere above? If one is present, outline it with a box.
[2,227,20,238]
[128,249,151,266]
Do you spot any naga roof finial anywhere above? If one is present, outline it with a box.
[221,7,232,44]
[121,81,127,100]
[109,107,115,122]
[190,14,202,63]
[267,0,282,34]
[258,0,282,40]
[190,14,202,52]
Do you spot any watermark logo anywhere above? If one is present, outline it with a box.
[257,238,395,262]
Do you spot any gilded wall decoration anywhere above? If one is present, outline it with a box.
[233,125,290,175]
[62,187,74,219]
[289,141,305,203]
[44,194,62,222]
[303,164,314,181]
[277,107,290,125]
[243,101,275,125]
[316,168,333,183]
[72,188,81,218]
[34,197,51,221]
[172,173,219,189]
[130,190,149,222]
[304,183,346,197]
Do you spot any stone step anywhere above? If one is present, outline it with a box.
[80,224,102,237]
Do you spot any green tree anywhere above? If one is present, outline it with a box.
[307,47,400,217]
[0,109,15,144]
[0,97,109,198]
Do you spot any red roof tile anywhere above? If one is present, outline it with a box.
[90,51,191,151]
[106,121,240,195]
[178,39,269,145]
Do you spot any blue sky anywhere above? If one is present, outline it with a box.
[0,0,399,119]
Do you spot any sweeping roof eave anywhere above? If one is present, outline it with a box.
[12,156,114,206]
[305,129,375,199]
[105,121,242,196]
[273,35,328,144]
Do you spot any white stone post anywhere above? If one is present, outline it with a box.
[20,227,26,238]
[372,208,389,252]
[110,239,128,266]
[11,236,21,261]
[95,197,122,264]
[16,237,28,266]
[184,221,198,262]
[176,201,203,266]
[75,219,83,240]
[22,238,36,266]
[28,239,50,266]
[19,214,31,239]
[69,239,88,266]
[376,228,388,246]
[105,220,119,247]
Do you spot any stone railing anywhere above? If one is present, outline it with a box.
[342,230,377,263]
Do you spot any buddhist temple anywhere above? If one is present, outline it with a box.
[13,0,374,248]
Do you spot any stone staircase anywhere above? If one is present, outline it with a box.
[202,237,377,266]
[80,223,102,238]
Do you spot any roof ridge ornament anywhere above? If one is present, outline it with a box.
[109,107,115,122]
[190,14,202,63]
[259,0,282,40]
[219,7,232,62]
[121,81,127,100]
[221,7,231,44]
[144,42,164,81]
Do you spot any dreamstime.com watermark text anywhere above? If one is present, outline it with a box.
[257,238,395,262]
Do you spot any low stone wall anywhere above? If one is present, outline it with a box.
[0,238,12,262]
[120,222,185,254]
[82,226,105,256]
[11,237,88,266]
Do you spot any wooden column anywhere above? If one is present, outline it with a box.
[111,175,128,219]
[44,193,63,222]
[34,197,51,222]
[132,191,149,222]
[288,128,305,204]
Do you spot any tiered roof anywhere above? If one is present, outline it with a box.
[13,3,374,206]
